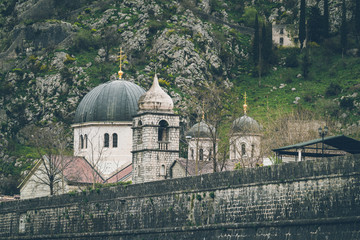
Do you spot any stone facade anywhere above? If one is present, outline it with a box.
[272,24,297,47]
[73,122,133,177]
[1,156,360,239]
[230,133,262,166]
[187,138,214,162]
[132,112,180,184]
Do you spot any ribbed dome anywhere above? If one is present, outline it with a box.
[74,80,145,123]
[138,74,173,112]
[187,121,214,138]
[232,115,261,133]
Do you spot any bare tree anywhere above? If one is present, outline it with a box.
[191,81,240,172]
[24,124,73,195]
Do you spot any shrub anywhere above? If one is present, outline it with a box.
[325,82,342,97]
[340,97,354,110]
[285,53,298,67]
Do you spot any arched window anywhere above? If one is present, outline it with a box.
[84,134,88,149]
[137,120,142,144]
[191,148,194,160]
[241,143,246,156]
[158,120,169,142]
[80,135,84,149]
[160,165,166,176]
[199,149,204,161]
[251,144,255,157]
[113,133,118,148]
[104,133,109,148]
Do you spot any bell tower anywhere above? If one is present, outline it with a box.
[132,75,179,184]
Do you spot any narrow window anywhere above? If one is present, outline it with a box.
[80,135,84,149]
[191,148,194,159]
[84,134,88,149]
[251,144,255,157]
[104,133,109,148]
[199,149,204,161]
[233,145,236,159]
[160,165,166,176]
[138,120,142,143]
[241,143,246,156]
[280,28,284,34]
[209,149,212,161]
[158,120,169,142]
[280,37,284,45]
[113,133,118,148]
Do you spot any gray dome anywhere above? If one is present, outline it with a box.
[74,80,145,123]
[187,121,214,138]
[232,115,261,133]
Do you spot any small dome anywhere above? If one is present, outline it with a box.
[187,121,214,138]
[232,115,261,133]
[138,74,173,112]
[74,80,145,123]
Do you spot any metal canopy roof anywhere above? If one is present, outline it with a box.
[272,135,360,157]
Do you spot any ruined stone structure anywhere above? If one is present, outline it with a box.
[1,155,360,239]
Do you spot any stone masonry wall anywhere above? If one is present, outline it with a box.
[0,155,360,239]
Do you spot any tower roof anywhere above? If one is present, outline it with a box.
[187,121,214,138]
[74,80,145,123]
[138,74,174,112]
[232,115,261,134]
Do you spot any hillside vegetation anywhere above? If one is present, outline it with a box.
[0,0,360,195]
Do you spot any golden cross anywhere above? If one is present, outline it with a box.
[118,48,124,79]
[243,92,248,114]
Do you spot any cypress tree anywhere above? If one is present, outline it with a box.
[299,0,306,48]
[324,0,329,38]
[355,0,360,38]
[341,0,347,56]
[253,14,259,65]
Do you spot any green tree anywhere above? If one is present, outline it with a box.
[308,6,323,43]
[299,0,306,48]
[341,0,347,56]
[355,0,360,40]
[253,14,260,65]
[324,0,329,38]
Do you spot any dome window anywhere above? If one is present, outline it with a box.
[113,133,118,148]
[80,135,84,149]
[241,143,246,156]
[199,149,204,161]
[104,133,109,148]
[84,134,88,149]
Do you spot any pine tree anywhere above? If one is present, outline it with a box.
[324,0,329,38]
[253,14,260,65]
[299,0,306,48]
[341,0,347,56]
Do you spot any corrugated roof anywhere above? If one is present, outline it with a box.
[272,135,360,156]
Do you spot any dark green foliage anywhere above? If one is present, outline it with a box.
[340,97,354,109]
[326,82,342,97]
[301,49,310,79]
[341,0,347,55]
[356,0,360,37]
[308,7,324,43]
[72,29,99,52]
[323,0,329,38]
[253,14,260,65]
[196,194,202,201]
[285,52,299,68]
[299,0,306,48]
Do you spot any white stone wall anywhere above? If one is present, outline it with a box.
[170,162,186,179]
[132,113,180,184]
[187,138,215,162]
[20,164,68,199]
[230,134,262,167]
[73,122,133,176]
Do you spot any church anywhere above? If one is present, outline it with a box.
[19,54,262,199]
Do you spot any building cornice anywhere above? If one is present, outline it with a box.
[72,121,132,128]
